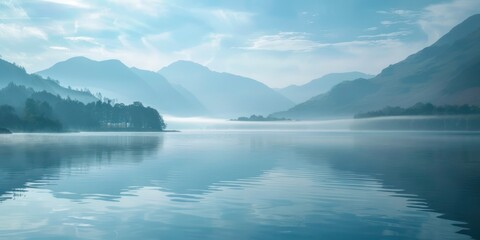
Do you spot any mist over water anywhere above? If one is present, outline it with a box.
[164,115,480,132]
[164,116,355,131]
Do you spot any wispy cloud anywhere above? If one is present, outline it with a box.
[189,8,255,32]
[65,36,95,42]
[0,1,29,20]
[0,24,48,40]
[50,46,70,51]
[210,9,253,25]
[241,32,411,52]
[176,33,229,66]
[109,0,167,16]
[376,0,480,44]
[241,32,326,52]
[380,20,410,26]
[377,9,419,18]
[139,32,172,51]
[65,36,100,45]
[375,8,419,30]
[418,0,480,44]
[40,0,91,9]
[359,31,411,39]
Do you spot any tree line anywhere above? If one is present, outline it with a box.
[0,84,166,132]
[355,102,480,119]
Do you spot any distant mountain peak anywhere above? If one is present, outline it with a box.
[160,60,210,73]
[57,56,127,69]
[158,60,294,117]
[101,58,124,66]
[65,56,90,61]
[320,71,370,78]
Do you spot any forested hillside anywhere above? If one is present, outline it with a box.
[0,84,165,132]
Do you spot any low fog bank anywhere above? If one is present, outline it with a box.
[164,115,480,132]
[163,116,353,131]
[352,115,480,131]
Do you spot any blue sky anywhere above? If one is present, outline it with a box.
[1,0,479,87]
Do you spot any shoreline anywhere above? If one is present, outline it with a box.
[0,129,181,134]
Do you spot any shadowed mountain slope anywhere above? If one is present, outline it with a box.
[272,14,480,119]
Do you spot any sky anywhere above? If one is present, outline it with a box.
[0,0,480,88]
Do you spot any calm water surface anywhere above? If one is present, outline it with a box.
[0,131,479,239]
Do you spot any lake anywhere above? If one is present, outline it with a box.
[0,130,479,239]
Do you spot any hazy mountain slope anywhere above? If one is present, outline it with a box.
[0,58,96,103]
[169,83,210,115]
[158,61,294,117]
[37,57,153,103]
[272,14,480,119]
[37,57,205,116]
[278,72,374,103]
[130,68,207,116]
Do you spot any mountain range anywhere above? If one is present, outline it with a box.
[272,14,480,119]
[158,60,294,117]
[37,58,295,118]
[277,72,374,104]
[36,57,206,117]
[4,14,480,120]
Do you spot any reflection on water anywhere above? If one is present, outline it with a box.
[0,131,479,239]
[0,133,163,202]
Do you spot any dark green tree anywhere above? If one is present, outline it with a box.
[0,105,21,129]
